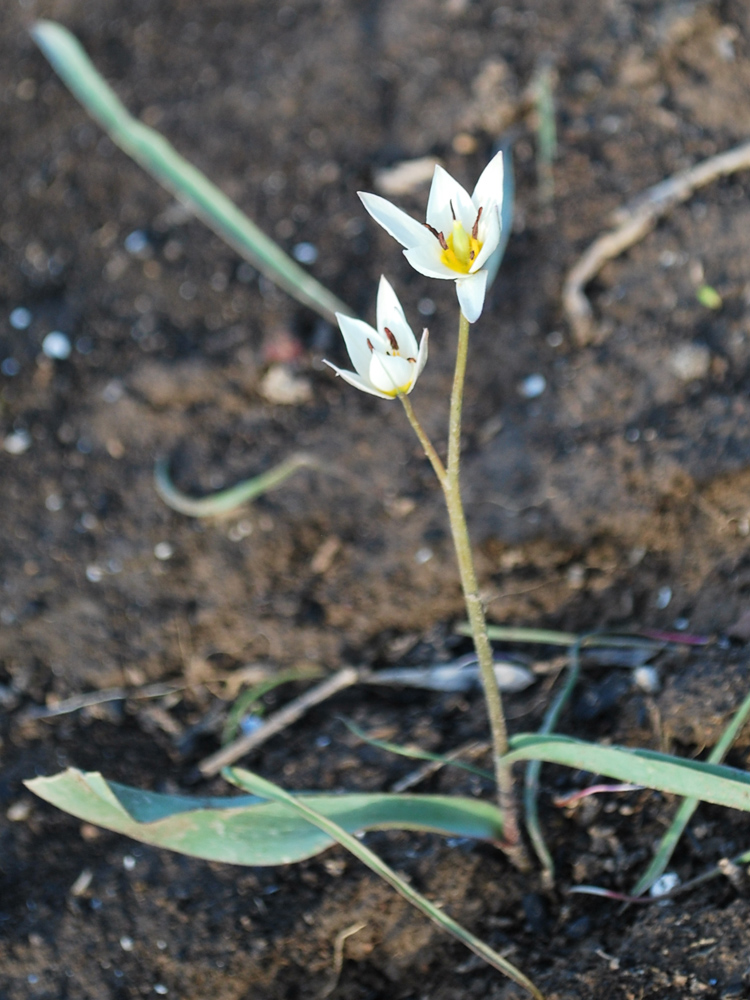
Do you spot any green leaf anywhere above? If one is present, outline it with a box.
[224,768,543,998]
[505,734,750,811]
[31,21,353,325]
[25,768,504,866]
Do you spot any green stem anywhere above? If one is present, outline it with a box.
[401,312,524,862]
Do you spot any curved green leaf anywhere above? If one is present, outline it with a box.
[26,768,504,866]
[31,21,353,324]
[506,734,750,811]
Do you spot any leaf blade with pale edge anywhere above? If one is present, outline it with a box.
[25,768,504,866]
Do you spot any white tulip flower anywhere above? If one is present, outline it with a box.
[358,150,504,323]
[324,276,428,399]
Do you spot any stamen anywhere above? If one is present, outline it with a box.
[366,338,375,353]
[384,327,399,352]
[449,199,456,221]
[472,206,483,240]
[424,223,449,250]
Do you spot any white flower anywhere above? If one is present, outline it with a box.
[358,150,504,323]
[324,276,428,399]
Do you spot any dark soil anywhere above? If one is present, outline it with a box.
[4,1,750,997]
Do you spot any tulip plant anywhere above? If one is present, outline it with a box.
[331,151,525,858]
[25,21,750,1000]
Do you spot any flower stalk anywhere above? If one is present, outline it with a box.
[401,312,526,864]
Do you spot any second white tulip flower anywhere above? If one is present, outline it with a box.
[325,276,428,399]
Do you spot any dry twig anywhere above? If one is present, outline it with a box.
[562,139,750,346]
[198,667,360,776]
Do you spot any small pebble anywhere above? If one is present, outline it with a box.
[154,986,168,996]
[42,331,72,360]
[634,665,660,693]
[85,565,103,583]
[120,936,134,952]
[518,374,546,398]
[102,379,124,403]
[656,586,672,609]
[122,855,136,871]
[292,242,318,264]
[124,230,149,255]
[154,542,174,561]
[259,364,312,405]
[650,872,680,897]
[4,430,32,454]
[9,307,32,330]
[415,547,433,564]
[546,330,563,347]
[625,427,640,442]
[669,343,710,382]
[2,358,21,376]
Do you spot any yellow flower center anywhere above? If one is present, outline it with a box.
[440,220,482,274]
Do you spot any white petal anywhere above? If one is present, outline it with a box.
[426,165,476,234]
[407,328,429,392]
[376,276,418,357]
[470,206,501,272]
[471,149,505,214]
[368,353,415,396]
[358,192,428,248]
[324,360,393,399]
[403,243,456,281]
[336,314,383,377]
[455,270,488,323]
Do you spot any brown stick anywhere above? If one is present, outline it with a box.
[197,667,359,776]
[563,138,750,346]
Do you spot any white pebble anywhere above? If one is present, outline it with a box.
[668,343,710,382]
[518,374,546,398]
[45,494,63,511]
[122,854,136,871]
[649,872,680,897]
[4,430,32,455]
[154,542,174,561]
[415,547,433,564]
[656,586,672,609]
[42,331,72,360]
[9,307,32,330]
[124,230,149,255]
[120,936,134,952]
[85,565,103,583]
[634,665,660,693]
[154,986,168,996]
[292,242,318,264]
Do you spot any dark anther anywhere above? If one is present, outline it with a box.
[406,356,416,363]
[469,250,475,260]
[366,338,375,352]
[424,222,448,250]
[449,199,456,221]
[472,206,483,239]
[384,326,399,351]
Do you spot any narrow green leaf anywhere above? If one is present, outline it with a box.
[341,717,495,782]
[26,768,504,866]
[505,734,750,812]
[31,21,353,324]
[225,768,543,998]
[154,453,320,518]
[630,685,750,896]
